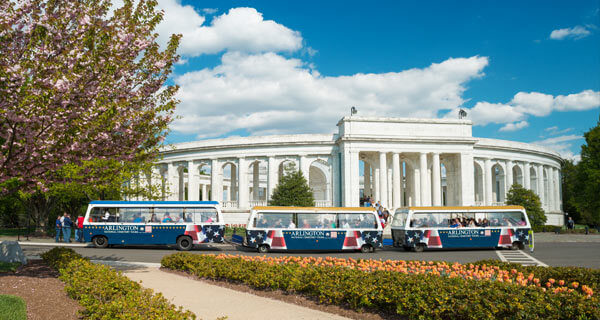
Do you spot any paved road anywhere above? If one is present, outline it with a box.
[20,242,600,269]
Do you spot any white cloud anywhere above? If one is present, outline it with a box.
[171,53,489,138]
[159,6,303,56]
[499,121,529,132]
[447,90,600,129]
[550,25,592,40]
[532,135,583,159]
[544,126,573,136]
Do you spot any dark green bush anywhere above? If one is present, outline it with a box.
[42,247,195,319]
[162,253,600,320]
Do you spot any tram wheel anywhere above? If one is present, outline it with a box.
[92,236,108,248]
[176,236,193,251]
[413,244,425,252]
[258,244,270,253]
[360,245,373,253]
[510,242,521,251]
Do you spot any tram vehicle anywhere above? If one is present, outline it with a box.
[245,206,383,253]
[83,201,225,250]
[391,206,531,252]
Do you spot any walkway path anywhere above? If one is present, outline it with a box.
[123,267,350,320]
[495,250,548,267]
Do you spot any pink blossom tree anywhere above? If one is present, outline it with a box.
[0,0,181,193]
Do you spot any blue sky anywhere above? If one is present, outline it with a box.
[151,0,600,159]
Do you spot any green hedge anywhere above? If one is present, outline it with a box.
[162,253,600,320]
[41,247,195,320]
[532,225,599,233]
[472,259,600,291]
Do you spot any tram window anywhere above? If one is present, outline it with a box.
[91,207,119,223]
[297,213,336,229]
[121,208,141,222]
[255,213,294,228]
[338,213,377,229]
[193,208,219,223]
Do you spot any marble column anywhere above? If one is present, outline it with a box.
[554,167,561,212]
[210,159,221,202]
[459,153,474,206]
[267,157,277,200]
[252,162,260,200]
[238,157,249,208]
[506,160,513,195]
[299,155,310,183]
[342,148,360,207]
[392,153,402,209]
[413,166,421,206]
[201,184,208,201]
[188,162,200,201]
[379,152,388,208]
[419,153,430,206]
[537,164,545,208]
[167,162,179,201]
[523,162,531,189]
[484,158,493,205]
[364,162,372,198]
[373,167,380,202]
[431,153,441,206]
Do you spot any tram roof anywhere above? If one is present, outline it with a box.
[399,205,525,211]
[252,206,376,212]
[89,201,219,205]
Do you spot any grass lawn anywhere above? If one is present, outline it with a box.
[0,262,21,273]
[0,295,27,320]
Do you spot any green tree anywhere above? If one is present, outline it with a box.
[505,184,546,227]
[560,159,580,222]
[269,163,315,207]
[573,118,600,226]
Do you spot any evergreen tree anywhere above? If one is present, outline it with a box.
[269,163,315,207]
[560,159,580,222]
[573,118,600,226]
[505,184,546,227]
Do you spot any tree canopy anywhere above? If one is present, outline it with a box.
[269,163,315,207]
[572,118,600,225]
[0,0,181,193]
[505,184,546,227]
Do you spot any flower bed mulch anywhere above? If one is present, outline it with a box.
[0,260,82,320]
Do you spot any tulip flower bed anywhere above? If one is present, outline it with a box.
[162,253,600,319]
[42,247,195,320]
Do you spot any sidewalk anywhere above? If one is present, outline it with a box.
[123,267,350,320]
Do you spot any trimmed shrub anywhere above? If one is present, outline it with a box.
[472,259,600,291]
[162,253,599,320]
[41,247,195,320]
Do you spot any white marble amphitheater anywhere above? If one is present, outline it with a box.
[146,116,564,225]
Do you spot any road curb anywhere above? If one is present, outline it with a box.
[16,242,91,247]
[92,260,162,268]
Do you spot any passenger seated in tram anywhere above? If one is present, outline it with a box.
[517,217,527,226]
[133,213,144,223]
[273,218,284,228]
[301,218,311,228]
[287,219,296,228]
[162,213,173,223]
[257,217,268,227]
[150,213,158,223]
[502,217,512,226]
[450,219,462,228]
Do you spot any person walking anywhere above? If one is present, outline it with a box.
[62,213,73,243]
[55,215,62,242]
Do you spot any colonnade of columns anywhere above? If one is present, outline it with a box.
[473,158,561,212]
[145,155,332,209]
[354,151,468,210]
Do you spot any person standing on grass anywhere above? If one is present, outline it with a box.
[55,215,62,242]
[62,213,73,243]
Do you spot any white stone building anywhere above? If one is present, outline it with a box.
[141,117,563,225]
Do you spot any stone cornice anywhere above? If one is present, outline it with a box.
[337,116,472,126]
